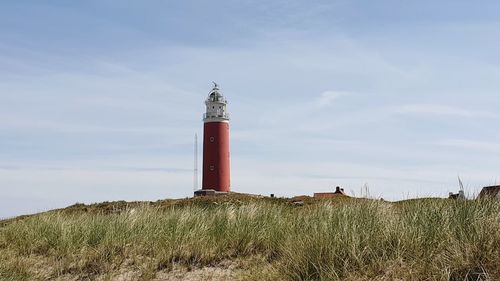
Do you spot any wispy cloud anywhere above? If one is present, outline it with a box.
[393,104,498,118]
[432,139,500,153]
[314,91,350,107]
[0,113,187,135]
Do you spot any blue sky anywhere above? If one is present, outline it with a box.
[1,1,500,218]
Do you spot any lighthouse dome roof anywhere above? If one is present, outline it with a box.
[207,83,226,102]
[204,82,229,121]
[209,90,222,98]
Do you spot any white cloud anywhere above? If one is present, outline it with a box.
[432,139,500,153]
[314,91,349,107]
[394,104,498,118]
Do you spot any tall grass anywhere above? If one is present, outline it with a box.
[0,198,499,280]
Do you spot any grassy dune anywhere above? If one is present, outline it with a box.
[0,196,499,280]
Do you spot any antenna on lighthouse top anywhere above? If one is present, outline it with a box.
[193,133,198,191]
[212,81,219,90]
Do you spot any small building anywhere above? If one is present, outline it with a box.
[448,190,465,200]
[314,186,348,199]
[478,185,500,199]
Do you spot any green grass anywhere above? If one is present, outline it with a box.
[0,196,499,280]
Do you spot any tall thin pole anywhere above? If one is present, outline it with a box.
[194,133,198,191]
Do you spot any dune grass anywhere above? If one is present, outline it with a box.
[0,197,499,280]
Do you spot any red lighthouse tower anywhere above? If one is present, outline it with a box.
[196,83,231,195]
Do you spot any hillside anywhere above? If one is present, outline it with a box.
[0,195,499,281]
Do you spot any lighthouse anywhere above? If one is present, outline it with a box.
[195,82,231,196]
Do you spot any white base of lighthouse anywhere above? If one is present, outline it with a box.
[193,189,230,197]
